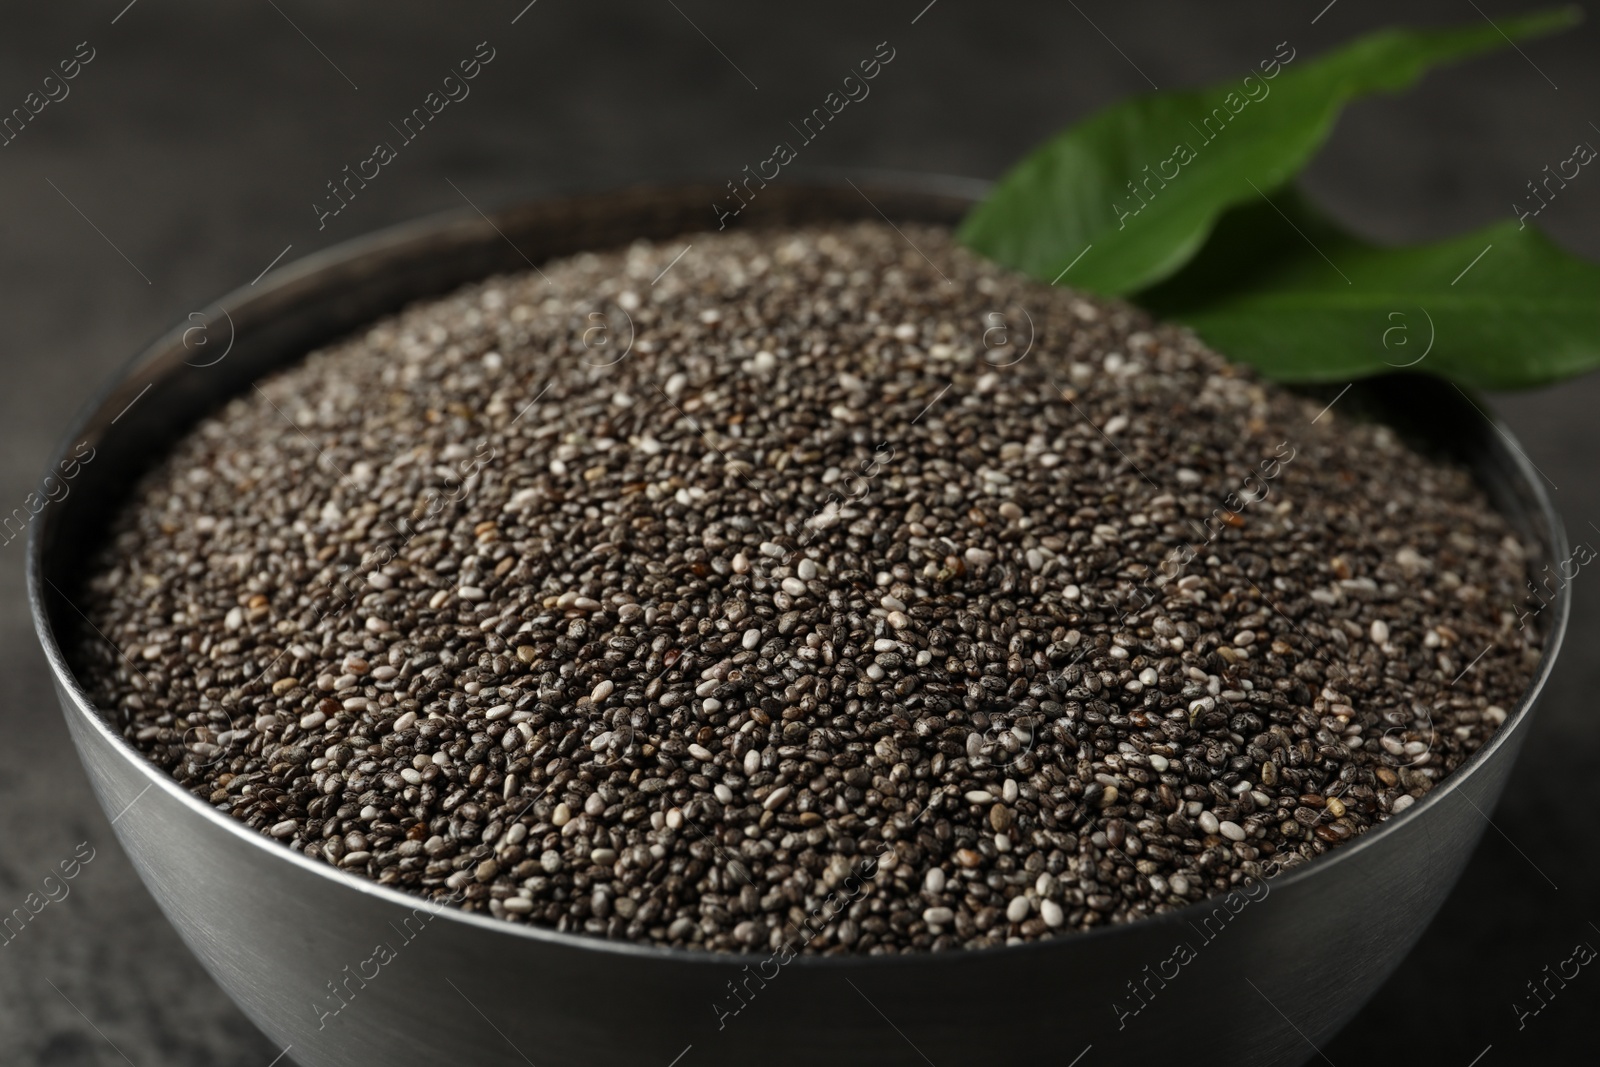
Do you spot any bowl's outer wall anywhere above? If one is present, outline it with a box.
[33,180,1567,1067]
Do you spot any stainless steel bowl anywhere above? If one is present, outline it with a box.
[29,178,1569,1067]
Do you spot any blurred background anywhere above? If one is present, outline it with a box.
[1,1,1596,1063]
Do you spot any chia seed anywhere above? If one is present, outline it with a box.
[72,221,1542,954]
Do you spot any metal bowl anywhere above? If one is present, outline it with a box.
[29,178,1569,1067]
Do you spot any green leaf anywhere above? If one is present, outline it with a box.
[957,6,1580,296]
[1137,186,1600,390]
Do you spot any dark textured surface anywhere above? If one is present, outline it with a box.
[0,2,1595,1064]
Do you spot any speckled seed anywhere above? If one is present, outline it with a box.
[73,219,1540,956]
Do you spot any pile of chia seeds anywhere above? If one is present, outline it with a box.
[73,221,1542,954]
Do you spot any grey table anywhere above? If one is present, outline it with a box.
[1,2,1595,1063]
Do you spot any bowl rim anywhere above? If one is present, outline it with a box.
[27,176,1573,969]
